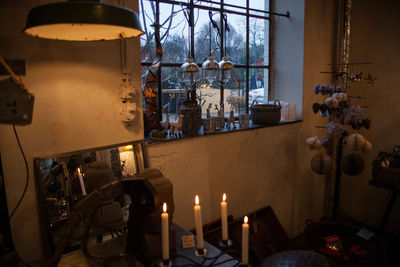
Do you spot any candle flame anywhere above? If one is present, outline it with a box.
[222,193,227,202]
[77,168,81,174]
[195,195,199,205]
[244,216,248,223]
[163,202,167,213]
[125,145,133,150]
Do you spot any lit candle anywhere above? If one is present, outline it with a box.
[242,216,249,265]
[193,195,204,250]
[161,203,169,261]
[77,168,87,196]
[221,193,228,241]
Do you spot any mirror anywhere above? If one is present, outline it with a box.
[34,141,147,255]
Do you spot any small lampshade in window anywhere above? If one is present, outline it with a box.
[181,58,199,88]
[218,57,234,83]
[202,56,219,84]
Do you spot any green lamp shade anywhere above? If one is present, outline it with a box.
[24,1,144,41]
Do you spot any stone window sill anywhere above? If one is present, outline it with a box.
[145,120,302,144]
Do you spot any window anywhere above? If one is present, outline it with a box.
[139,0,290,136]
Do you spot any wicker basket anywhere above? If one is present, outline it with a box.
[371,151,400,188]
[250,100,281,124]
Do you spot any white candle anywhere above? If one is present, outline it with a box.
[221,193,228,241]
[161,203,169,261]
[77,168,87,196]
[242,216,249,265]
[193,195,204,250]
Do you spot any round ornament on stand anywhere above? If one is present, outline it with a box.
[311,153,333,175]
[341,153,365,176]
[346,133,366,150]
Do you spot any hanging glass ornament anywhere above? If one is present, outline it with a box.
[202,56,219,84]
[218,57,233,83]
[181,58,199,88]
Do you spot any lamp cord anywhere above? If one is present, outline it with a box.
[9,124,29,220]
[9,124,31,266]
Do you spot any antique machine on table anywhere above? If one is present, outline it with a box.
[36,144,174,267]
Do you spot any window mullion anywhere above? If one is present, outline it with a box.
[219,0,224,107]
[245,0,250,114]
[156,0,163,121]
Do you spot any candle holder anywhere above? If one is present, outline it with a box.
[194,247,207,257]
[218,239,233,248]
[157,259,172,267]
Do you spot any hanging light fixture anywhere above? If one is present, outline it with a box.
[24,0,144,41]
[218,57,234,84]
[181,58,199,88]
[202,56,219,84]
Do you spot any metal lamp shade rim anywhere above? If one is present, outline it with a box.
[202,57,219,70]
[218,58,234,70]
[181,61,199,73]
[24,2,144,41]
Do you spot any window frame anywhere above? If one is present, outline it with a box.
[140,0,288,122]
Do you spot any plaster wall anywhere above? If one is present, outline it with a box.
[0,0,143,262]
[340,0,400,233]
[270,0,304,119]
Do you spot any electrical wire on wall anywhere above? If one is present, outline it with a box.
[8,124,31,267]
[9,124,29,220]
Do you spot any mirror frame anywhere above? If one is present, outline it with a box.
[34,140,148,259]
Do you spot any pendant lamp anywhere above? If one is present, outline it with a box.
[218,57,233,83]
[24,0,144,41]
[202,56,219,84]
[181,58,199,88]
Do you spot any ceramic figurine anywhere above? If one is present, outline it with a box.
[170,114,184,137]
[160,108,170,133]
[227,110,236,129]
[214,104,224,130]
[219,103,225,128]
[206,103,212,119]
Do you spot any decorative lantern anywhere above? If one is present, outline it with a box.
[311,153,333,175]
[181,58,199,88]
[218,57,233,83]
[341,153,365,176]
[202,56,219,84]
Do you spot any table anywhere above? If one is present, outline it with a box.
[58,224,240,267]
[369,180,400,233]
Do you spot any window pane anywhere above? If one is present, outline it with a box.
[225,13,246,65]
[198,85,221,117]
[139,0,156,63]
[225,68,247,115]
[161,67,185,117]
[249,17,267,66]
[160,3,189,63]
[224,0,246,13]
[249,68,268,105]
[195,9,220,64]
[250,0,268,13]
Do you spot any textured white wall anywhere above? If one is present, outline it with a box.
[0,0,143,263]
[271,0,304,119]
